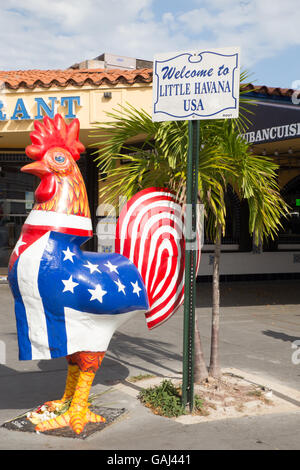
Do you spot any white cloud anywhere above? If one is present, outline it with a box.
[177,0,300,67]
[0,0,158,68]
[0,0,299,81]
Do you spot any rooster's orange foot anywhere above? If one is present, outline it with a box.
[42,399,91,412]
[43,399,68,412]
[35,408,106,435]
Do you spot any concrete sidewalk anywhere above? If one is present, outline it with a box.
[0,280,299,450]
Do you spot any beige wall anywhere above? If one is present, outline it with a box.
[0,81,153,214]
[1,81,299,202]
[0,83,153,148]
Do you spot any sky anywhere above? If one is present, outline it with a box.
[0,0,299,89]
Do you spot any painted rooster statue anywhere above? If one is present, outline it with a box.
[8,114,196,435]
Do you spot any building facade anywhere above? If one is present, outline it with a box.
[0,62,153,272]
[0,57,299,278]
[199,84,300,279]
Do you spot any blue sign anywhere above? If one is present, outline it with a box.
[152,47,240,122]
[0,96,80,121]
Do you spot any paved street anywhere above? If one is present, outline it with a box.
[0,279,299,450]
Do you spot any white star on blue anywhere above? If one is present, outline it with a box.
[37,231,149,317]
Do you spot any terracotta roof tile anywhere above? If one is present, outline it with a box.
[0,68,153,90]
[0,68,298,100]
[242,83,299,99]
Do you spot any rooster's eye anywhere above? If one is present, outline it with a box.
[54,155,65,163]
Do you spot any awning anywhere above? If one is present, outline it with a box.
[242,100,300,146]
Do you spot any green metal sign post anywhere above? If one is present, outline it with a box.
[152,47,240,414]
[182,120,200,412]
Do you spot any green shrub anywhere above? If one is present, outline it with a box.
[138,380,186,418]
[194,395,204,412]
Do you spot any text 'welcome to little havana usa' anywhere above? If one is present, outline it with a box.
[152,47,240,122]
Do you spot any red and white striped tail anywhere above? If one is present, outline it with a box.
[115,187,201,329]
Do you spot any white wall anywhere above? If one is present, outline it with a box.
[198,251,300,275]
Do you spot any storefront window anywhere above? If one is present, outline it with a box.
[203,185,241,249]
[279,177,300,246]
[0,156,36,267]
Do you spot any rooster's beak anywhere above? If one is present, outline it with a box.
[21,161,50,178]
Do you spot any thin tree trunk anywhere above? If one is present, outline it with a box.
[209,223,222,377]
[194,316,208,383]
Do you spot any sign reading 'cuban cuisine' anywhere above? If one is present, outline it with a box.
[152,47,240,122]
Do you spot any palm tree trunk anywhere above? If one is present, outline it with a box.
[194,316,208,382]
[209,223,222,377]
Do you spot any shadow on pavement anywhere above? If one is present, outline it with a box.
[262,330,300,343]
[108,331,182,376]
[0,332,181,412]
[0,357,129,413]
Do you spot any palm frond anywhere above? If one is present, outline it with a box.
[91,98,288,243]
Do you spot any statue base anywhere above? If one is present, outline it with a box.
[2,406,126,439]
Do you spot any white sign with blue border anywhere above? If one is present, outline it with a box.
[152,47,240,122]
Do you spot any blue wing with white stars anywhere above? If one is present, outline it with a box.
[39,231,149,316]
[9,230,149,360]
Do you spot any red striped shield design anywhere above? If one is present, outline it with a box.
[115,187,201,329]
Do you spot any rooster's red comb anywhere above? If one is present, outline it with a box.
[26,114,85,161]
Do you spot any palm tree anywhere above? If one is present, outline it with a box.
[203,118,288,377]
[91,102,288,383]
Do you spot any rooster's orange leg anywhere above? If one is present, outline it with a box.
[35,352,106,434]
[43,363,80,411]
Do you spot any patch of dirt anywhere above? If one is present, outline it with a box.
[191,372,274,418]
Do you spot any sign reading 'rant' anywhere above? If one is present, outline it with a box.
[152,47,240,122]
